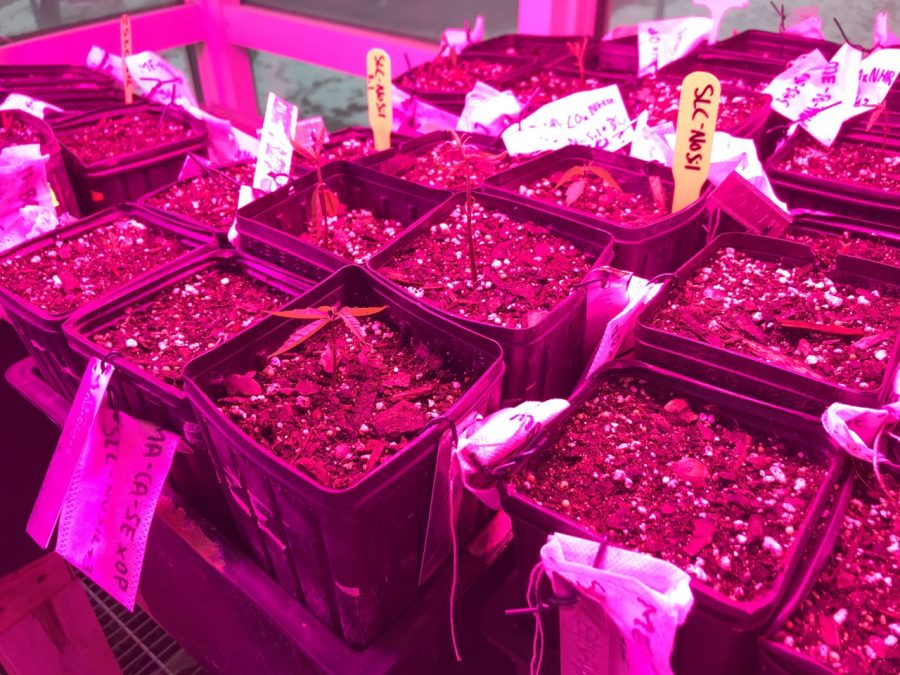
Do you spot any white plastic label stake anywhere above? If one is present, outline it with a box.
[56,407,180,610]
[637,17,713,77]
[253,93,299,193]
[27,358,114,547]
[502,85,632,155]
[693,0,748,45]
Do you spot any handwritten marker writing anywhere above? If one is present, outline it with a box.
[366,49,392,151]
[672,71,720,213]
[120,14,134,105]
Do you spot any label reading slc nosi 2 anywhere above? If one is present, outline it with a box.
[671,71,721,213]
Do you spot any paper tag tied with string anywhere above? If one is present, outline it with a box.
[541,533,694,675]
[502,86,632,156]
[253,93,299,193]
[26,357,115,547]
[56,406,180,610]
[637,17,713,77]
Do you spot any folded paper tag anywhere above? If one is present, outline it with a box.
[0,94,63,119]
[457,82,522,137]
[392,85,461,135]
[637,17,714,77]
[822,401,900,469]
[0,144,58,253]
[253,93,299,193]
[707,170,793,236]
[56,406,180,609]
[27,358,115,548]
[502,86,632,156]
[541,533,694,675]
[126,50,199,108]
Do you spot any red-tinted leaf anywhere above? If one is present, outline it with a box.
[224,373,262,396]
[269,318,330,358]
[566,177,586,205]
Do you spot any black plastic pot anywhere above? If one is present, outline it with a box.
[369,189,614,403]
[0,204,211,400]
[237,161,448,273]
[483,145,712,277]
[2,108,79,217]
[706,30,840,66]
[499,359,847,675]
[62,247,316,529]
[51,103,208,214]
[183,265,505,647]
[635,232,900,411]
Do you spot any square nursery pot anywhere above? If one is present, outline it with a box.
[483,144,712,277]
[766,129,900,220]
[778,213,900,271]
[2,108,79,218]
[51,103,208,215]
[463,33,587,60]
[368,189,614,403]
[635,232,900,411]
[499,359,847,675]
[182,265,505,647]
[707,30,840,66]
[236,161,449,274]
[0,204,211,400]
[0,65,117,89]
[62,247,316,529]
[393,52,534,102]
[370,129,511,196]
[317,126,413,166]
[138,159,257,246]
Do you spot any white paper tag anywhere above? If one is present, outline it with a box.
[392,85,462,135]
[502,86,633,156]
[822,402,900,468]
[441,15,485,54]
[0,94,63,119]
[253,92,299,193]
[542,533,694,675]
[873,11,900,49]
[693,0,748,45]
[785,7,826,40]
[457,82,522,136]
[87,45,126,86]
[0,144,59,253]
[56,406,180,610]
[637,17,714,77]
[27,358,115,548]
[855,49,900,107]
[125,51,198,108]
[764,49,829,117]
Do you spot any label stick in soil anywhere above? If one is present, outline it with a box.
[366,48,392,151]
[672,71,720,213]
[120,14,134,105]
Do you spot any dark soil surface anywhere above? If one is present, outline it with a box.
[377,140,511,190]
[647,246,900,391]
[783,228,900,268]
[379,199,594,329]
[774,469,899,673]
[512,375,830,601]
[515,168,666,226]
[630,77,771,131]
[90,266,290,387]
[395,55,517,94]
[216,316,474,489]
[282,207,403,265]
[774,138,900,193]
[0,117,43,149]
[57,111,193,164]
[145,163,255,230]
[510,70,614,109]
[0,218,189,315]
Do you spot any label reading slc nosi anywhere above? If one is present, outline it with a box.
[366,49,392,151]
[672,71,720,213]
[120,15,134,105]
[707,170,793,236]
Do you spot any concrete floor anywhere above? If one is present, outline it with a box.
[1,0,898,129]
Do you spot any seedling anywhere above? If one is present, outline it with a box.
[866,99,891,151]
[567,36,589,85]
[770,2,786,33]
[553,163,622,206]
[269,304,388,380]
[291,127,345,247]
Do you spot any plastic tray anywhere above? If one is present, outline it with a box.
[50,103,209,214]
[482,144,712,276]
[62,247,315,527]
[3,108,79,218]
[707,30,840,66]
[499,359,847,675]
[463,33,587,59]
[635,232,900,410]
[183,264,505,647]
[369,189,615,403]
[393,52,534,102]
[0,204,212,400]
[237,161,449,273]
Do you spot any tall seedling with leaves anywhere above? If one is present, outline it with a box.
[553,163,623,206]
[567,36,589,85]
[291,127,345,248]
[270,304,387,380]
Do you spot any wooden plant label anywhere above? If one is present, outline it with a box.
[120,14,134,105]
[672,71,720,213]
[366,48,392,151]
